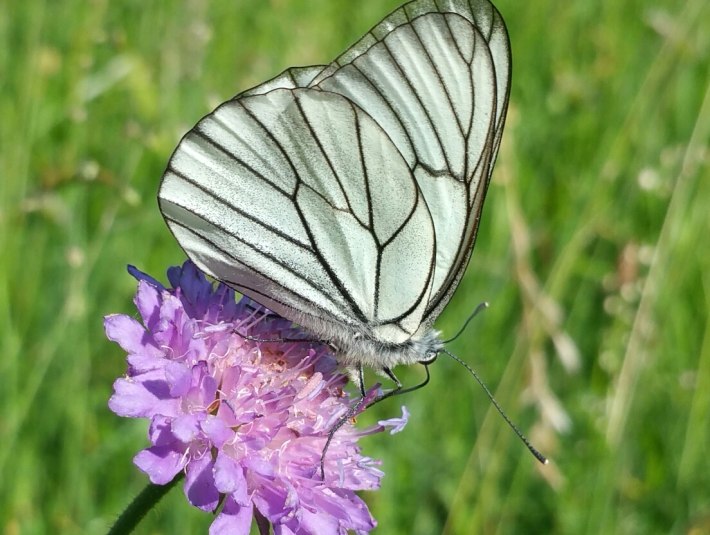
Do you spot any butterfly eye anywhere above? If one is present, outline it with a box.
[420,351,438,365]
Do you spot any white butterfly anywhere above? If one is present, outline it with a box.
[158,0,510,380]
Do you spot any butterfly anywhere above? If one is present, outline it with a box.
[158,0,510,387]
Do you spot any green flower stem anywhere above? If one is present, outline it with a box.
[107,474,184,535]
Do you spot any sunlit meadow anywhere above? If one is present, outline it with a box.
[1,1,708,533]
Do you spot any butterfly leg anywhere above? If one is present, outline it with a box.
[366,363,432,409]
[320,364,367,479]
[360,366,402,409]
[382,366,403,389]
[319,363,433,478]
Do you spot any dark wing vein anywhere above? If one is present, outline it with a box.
[291,95,359,224]
[166,165,312,253]
[352,101,375,234]
[164,215,354,321]
[379,35,453,177]
[380,186,421,249]
[375,191,437,325]
[237,97,368,321]
[406,13,467,138]
[325,63,418,165]
[191,128,292,199]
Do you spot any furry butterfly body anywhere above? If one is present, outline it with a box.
[158,0,511,373]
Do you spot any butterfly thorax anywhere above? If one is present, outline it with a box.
[320,324,444,369]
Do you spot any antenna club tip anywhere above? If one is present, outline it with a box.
[530,448,548,465]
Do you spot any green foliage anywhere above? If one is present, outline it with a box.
[1,0,708,533]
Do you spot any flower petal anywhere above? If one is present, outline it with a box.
[128,265,165,289]
[148,415,178,446]
[378,405,409,434]
[134,445,184,484]
[164,360,192,397]
[172,414,201,443]
[244,456,275,478]
[299,508,339,535]
[126,352,166,373]
[104,314,162,357]
[213,451,248,503]
[185,454,219,512]
[209,498,253,535]
[108,374,179,418]
[252,480,294,523]
[134,280,164,331]
[203,416,233,449]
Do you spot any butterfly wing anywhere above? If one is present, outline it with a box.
[159,0,510,361]
[239,65,327,97]
[159,88,436,345]
[237,0,511,327]
[309,0,511,325]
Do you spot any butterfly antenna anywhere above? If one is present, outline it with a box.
[443,302,489,344]
[441,348,548,465]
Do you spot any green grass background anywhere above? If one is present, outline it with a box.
[1,0,708,533]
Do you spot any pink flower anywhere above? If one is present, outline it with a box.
[106,261,407,534]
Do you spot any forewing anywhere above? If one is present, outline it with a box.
[159,88,436,344]
[310,0,511,324]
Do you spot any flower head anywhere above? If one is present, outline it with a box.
[106,261,407,534]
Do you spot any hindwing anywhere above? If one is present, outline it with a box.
[159,89,436,345]
[158,0,510,351]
